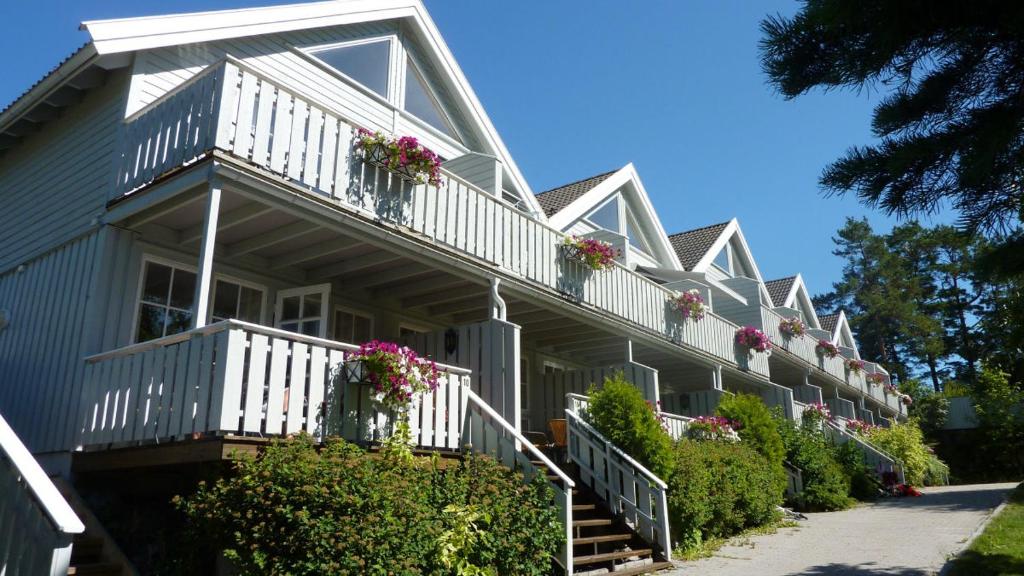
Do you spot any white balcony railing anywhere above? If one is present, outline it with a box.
[113,58,768,378]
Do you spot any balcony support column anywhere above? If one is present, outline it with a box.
[192,182,222,329]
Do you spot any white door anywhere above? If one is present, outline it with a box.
[275,284,331,338]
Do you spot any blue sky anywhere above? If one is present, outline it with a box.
[0,0,951,297]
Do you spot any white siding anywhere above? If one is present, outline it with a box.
[0,232,104,454]
[0,71,128,272]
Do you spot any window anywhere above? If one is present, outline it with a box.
[398,323,430,339]
[587,197,620,231]
[211,279,265,324]
[311,39,391,97]
[625,208,652,254]
[712,246,730,272]
[136,261,195,342]
[404,58,454,137]
[334,307,373,344]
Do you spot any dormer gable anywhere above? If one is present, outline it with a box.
[819,310,860,358]
[764,274,821,329]
[535,164,681,269]
[669,218,771,304]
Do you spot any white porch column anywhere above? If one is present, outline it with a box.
[489,277,506,321]
[192,183,222,329]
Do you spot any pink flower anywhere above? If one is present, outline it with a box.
[735,326,771,353]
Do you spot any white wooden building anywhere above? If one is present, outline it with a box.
[0,1,904,573]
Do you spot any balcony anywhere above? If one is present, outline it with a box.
[111,58,768,378]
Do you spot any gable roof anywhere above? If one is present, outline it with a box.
[764,276,797,308]
[668,222,730,271]
[535,170,617,217]
[5,0,544,214]
[819,313,840,334]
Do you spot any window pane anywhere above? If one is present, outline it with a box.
[213,281,239,321]
[588,199,619,232]
[238,287,264,323]
[713,247,730,272]
[315,41,390,97]
[166,309,192,336]
[137,304,167,342]
[354,315,372,343]
[141,263,172,305]
[404,59,453,136]
[301,320,320,337]
[169,269,196,310]
[281,322,300,333]
[303,293,322,319]
[281,296,300,322]
[335,310,354,342]
[625,210,652,254]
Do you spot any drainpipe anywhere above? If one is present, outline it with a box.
[489,277,506,321]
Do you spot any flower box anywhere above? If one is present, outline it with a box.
[671,289,707,322]
[735,326,771,354]
[815,339,840,359]
[687,416,740,442]
[866,372,887,386]
[845,419,875,434]
[561,236,619,271]
[845,358,866,375]
[778,316,807,338]
[354,129,442,187]
[802,402,832,427]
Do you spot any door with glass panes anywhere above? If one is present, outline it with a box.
[274,284,330,338]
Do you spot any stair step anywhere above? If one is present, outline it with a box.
[574,548,653,566]
[572,503,597,512]
[573,533,634,546]
[572,518,613,528]
[67,563,122,575]
[604,560,675,575]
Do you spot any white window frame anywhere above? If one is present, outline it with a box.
[275,283,332,339]
[332,303,375,344]
[400,53,460,140]
[302,35,399,103]
[132,254,269,343]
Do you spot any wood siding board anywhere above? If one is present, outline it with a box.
[286,342,308,434]
[265,337,289,435]
[243,333,269,433]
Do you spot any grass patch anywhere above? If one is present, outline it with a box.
[673,518,799,561]
[946,482,1024,576]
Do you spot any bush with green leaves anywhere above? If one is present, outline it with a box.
[972,366,1024,480]
[715,394,787,495]
[775,415,853,511]
[174,436,562,575]
[668,439,782,550]
[864,420,947,486]
[833,441,882,500]
[586,374,675,479]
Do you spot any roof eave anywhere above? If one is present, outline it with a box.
[0,43,99,134]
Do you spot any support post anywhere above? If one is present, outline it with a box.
[713,364,724,391]
[489,277,506,321]
[625,339,633,363]
[192,184,221,328]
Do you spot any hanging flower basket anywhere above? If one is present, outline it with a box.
[561,236,619,271]
[845,419,875,434]
[884,382,899,395]
[866,372,887,386]
[671,289,707,322]
[900,394,913,406]
[687,416,740,442]
[735,326,771,355]
[845,358,866,375]
[354,128,442,187]
[802,402,832,427]
[815,339,840,359]
[345,340,440,412]
[778,316,807,338]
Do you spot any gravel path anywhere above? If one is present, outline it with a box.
[664,482,1018,576]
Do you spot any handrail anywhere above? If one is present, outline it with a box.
[83,319,472,376]
[826,421,905,482]
[0,413,84,534]
[466,389,574,488]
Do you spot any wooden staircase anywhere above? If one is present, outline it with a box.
[51,477,135,576]
[542,464,673,575]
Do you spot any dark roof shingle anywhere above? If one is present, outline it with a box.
[819,312,840,334]
[764,276,797,307]
[667,221,730,270]
[534,170,618,217]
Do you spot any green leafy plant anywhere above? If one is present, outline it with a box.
[716,394,787,496]
[174,435,562,575]
[775,415,854,511]
[586,374,675,479]
[864,420,948,486]
[668,439,782,552]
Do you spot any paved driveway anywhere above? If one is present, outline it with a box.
[666,482,1018,576]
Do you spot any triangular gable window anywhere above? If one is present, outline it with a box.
[404,58,455,138]
[624,205,652,255]
[712,246,730,272]
[586,197,620,232]
[729,239,754,278]
[310,39,391,98]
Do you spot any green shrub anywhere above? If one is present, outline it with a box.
[834,441,882,500]
[586,374,675,479]
[174,436,562,575]
[668,439,782,549]
[716,394,787,494]
[776,416,853,511]
[971,366,1024,480]
[865,420,947,486]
